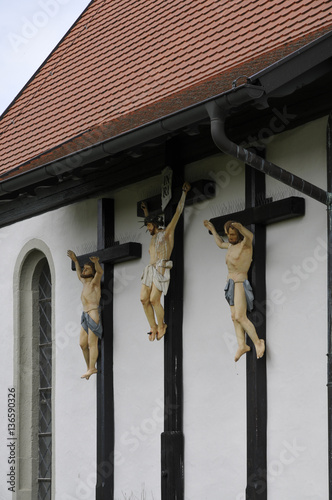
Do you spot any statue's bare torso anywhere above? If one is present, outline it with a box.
[149,230,174,265]
[225,241,253,282]
[81,281,101,312]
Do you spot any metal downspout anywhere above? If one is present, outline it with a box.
[206,101,328,205]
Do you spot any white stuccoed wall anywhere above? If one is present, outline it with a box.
[0,200,99,500]
[265,117,328,500]
[0,116,329,500]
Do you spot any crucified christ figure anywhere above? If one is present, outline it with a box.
[204,220,265,361]
[140,181,191,341]
[67,250,104,379]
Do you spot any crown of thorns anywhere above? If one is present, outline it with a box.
[140,214,164,228]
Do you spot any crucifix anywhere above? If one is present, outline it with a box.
[208,161,305,500]
[71,198,141,500]
[137,139,216,500]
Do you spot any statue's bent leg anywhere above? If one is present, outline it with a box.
[79,327,89,369]
[234,283,265,359]
[230,305,251,361]
[150,285,167,340]
[140,283,157,340]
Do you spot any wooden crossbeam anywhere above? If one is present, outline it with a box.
[209,196,305,234]
[70,242,141,269]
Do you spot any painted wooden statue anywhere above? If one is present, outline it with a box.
[140,181,191,341]
[67,251,104,379]
[204,220,265,361]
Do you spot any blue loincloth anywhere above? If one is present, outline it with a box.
[81,311,103,339]
[224,279,254,312]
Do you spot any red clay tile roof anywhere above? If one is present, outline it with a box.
[0,0,332,178]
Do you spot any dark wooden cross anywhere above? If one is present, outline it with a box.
[208,162,305,500]
[137,139,216,500]
[71,198,142,500]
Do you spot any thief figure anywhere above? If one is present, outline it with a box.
[204,220,265,361]
[67,250,104,379]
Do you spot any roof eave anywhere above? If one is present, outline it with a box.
[0,83,264,195]
[1,28,332,198]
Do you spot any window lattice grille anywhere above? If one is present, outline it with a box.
[38,264,52,500]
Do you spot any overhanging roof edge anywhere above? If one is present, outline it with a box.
[1,29,332,197]
[0,83,263,195]
[249,28,332,91]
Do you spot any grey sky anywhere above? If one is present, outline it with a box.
[0,0,91,115]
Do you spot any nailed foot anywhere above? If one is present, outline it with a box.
[255,339,265,359]
[157,324,167,341]
[234,344,251,362]
[148,328,157,341]
[81,368,98,380]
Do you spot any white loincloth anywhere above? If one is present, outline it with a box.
[141,259,173,295]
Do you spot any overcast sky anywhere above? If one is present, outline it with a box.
[0,0,92,116]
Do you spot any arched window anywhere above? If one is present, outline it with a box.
[38,262,52,499]
[14,245,54,500]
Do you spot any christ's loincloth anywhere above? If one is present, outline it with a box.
[141,259,173,295]
[81,310,103,339]
[224,279,254,312]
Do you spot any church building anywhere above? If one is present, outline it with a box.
[1,1,332,499]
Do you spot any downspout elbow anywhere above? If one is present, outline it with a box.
[206,102,234,157]
[206,100,266,174]
[206,100,328,206]
[209,110,242,160]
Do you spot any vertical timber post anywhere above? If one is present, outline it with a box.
[327,113,332,499]
[245,165,268,499]
[96,198,115,499]
[161,138,185,500]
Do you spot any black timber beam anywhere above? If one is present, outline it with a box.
[96,199,115,499]
[161,138,185,500]
[70,242,141,269]
[209,196,305,234]
[245,166,267,499]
